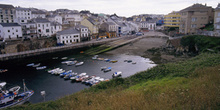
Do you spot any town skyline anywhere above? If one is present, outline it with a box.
[1,0,219,17]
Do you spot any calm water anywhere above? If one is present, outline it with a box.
[0,52,156,103]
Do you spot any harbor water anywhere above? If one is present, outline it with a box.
[0,50,156,103]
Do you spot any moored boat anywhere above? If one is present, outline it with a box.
[67,61,77,66]
[103,67,111,72]
[0,80,34,109]
[63,72,77,80]
[112,71,122,78]
[60,70,72,77]
[26,63,34,67]
[36,66,47,70]
[32,63,41,67]
[75,62,84,66]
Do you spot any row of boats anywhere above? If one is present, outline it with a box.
[92,55,118,63]
[26,63,47,70]
[47,67,122,86]
[47,68,110,86]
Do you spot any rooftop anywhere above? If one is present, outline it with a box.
[180,3,213,12]
[32,18,50,23]
[0,4,14,9]
[75,25,88,29]
[0,23,21,27]
[57,28,79,35]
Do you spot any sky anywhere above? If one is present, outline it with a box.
[0,0,219,17]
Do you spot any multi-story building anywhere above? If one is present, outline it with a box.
[0,4,15,23]
[47,14,62,25]
[15,7,32,24]
[56,28,80,44]
[140,21,156,31]
[51,22,62,35]
[164,11,181,29]
[100,22,117,38]
[64,13,82,26]
[179,3,214,34]
[31,9,46,19]
[81,17,99,39]
[20,21,37,38]
[0,23,22,41]
[214,3,220,36]
[31,18,51,37]
[75,25,90,41]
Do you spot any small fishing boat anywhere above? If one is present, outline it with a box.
[92,55,98,60]
[36,66,47,70]
[69,58,75,61]
[82,75,96,83]
[110,60,118,63]
[52,57,58,59]
[127,60,132,63]
[61,57,68,60]
[101,67,107,71]
[76,75,89,82]
[26,63,34,67]
[48,68,60,73]
[61,60,72,64]
[75,62,84,66]
[112,71,122,78]
[63,72,77,80]
[67,61,77,66]
[97,58,104,61]
[70,73,87,81]
[132,62,137,64]
[60,70,72,77]
[0,69,8,73]
[0,80,34,109]
[103,67,111,72]
[53,69,65,75]
[32,63,41,67]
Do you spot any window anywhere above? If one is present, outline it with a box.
[192,18,197,22]
[66,36,68,39]
[8,30,10,32]
[21,20,24,22]
[191,24,197,28]
[63,37,64,39]
[46,29,49,33]
[16,30,18,32]
[38,24,40,27]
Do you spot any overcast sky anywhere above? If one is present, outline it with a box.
[0,0,219,17]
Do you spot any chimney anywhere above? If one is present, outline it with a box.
[205,3,207,6]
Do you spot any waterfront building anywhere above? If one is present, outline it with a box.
[164,11,181,29]
[20,21,37,38]
[75,25,90,41]
[0,23,22,41]
[214,3,220,37]
[31,9,46,19]
[179,3,214,34]
[100,22,117,38]
[140,20,156,31]
[56,28,80,44]
[0,4,16,23]
[81,17,99,39]
[31,18,52,37]
[51,22,62,35]
[64,13,82,26]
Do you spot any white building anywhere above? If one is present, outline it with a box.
[51,22,62,35]
[31,10,46,19]
[75,25,90,41]
[15,7,32,23]
[20,22,37,38]
[47,15,63,25]
[31,18,51,37]
[140,21,156,31]
[64,13,82,25]
[56,28,80,44]
[0,23,22,41]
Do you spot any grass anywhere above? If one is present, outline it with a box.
[7,53,220,110]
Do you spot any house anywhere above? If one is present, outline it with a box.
[31,9,46,19]
[64,13,82,26]
[140,20,156,32]
[0,23,22,41]
[56,28,80,44]
[20,21,37,38]
[214,3,220,37]
[100,22,117,38]
[51,22,62,35]
[31,18,51,37]
[0,4,16,23]
[81,17,99,39]
[15,7,32,24]
[75,25,90,41]
[179,3,214,34]
[164,11,181,29]
[47,14,62,25]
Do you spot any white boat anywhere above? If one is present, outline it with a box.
[112,71,122,78]
[32,63,41,67]
[70,73,87,81]
[82,75,96,83]
[75,62,84,66]
[61,57,68,60]
[54,69,65,75]
[61,60,72,64]
[92,55,98,59]
[101,67,107,71]
[26,63,34,67]
[103,67,111,72]
[36,66,47,70]
[67,61,77,66]
[0,80,34,109]
[48,68,60,73]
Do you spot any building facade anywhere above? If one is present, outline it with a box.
[100,22,117,38]
[56,28,80,44]
[179,3,214,34]
[0,4,15,23]
[32,18,52,37]
[81,17,99,39]
[75,25,90,41]
[164,11,181,28]
[47,15,62,25]
[0,23,22,40]
[15,7,32,24]
[214,3,220,36]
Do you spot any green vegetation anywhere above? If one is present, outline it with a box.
[181,35,220,53]
[200,23,214,31]
[84,45,113,55]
